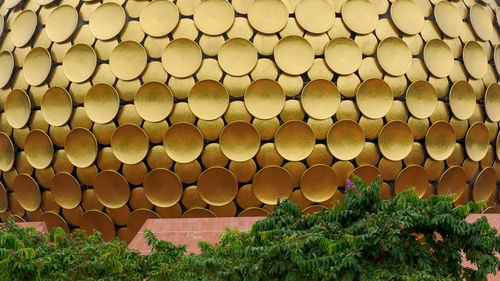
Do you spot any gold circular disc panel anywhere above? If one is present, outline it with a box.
[378,121,413,161]
[143,168,182,208]
[23,47,51,86]
[0,182,7,213]
[0,51,14,88]
[135,82,174,122]
[390,0,424,35]
[300,164,338,202]
[394,165,428,197]
[182,208,216,218]
[244,79,285,119]
[356,78,393,119]
[188,80,229,120]
[12,174,41,212]
[11,10,37,47]
[46,5,78,43]
[348,165,380,187]
[5,89,31,129]
[111,124,149,165]
[161,38,202,78]
[301,79,341,119]
[218,38,258,76]
[193,0,234,35]
[473,167,497,203]
[463,41,488,80]
[93,170,130,208]
[80,210,115,242]
[377,37,412,76]
[295,0,335,33]
[406,80,437,119]
[470,4,493,41]
[51,172,81,209]
[275,120,315,161]
[197,167,238,206]
[24,130,53,169]
[465,122,489,162]
[109,41,147,80]
[238,207,269,217]
[433,1,462,38]
[247,0,288,34]
[62,44,96,83]
[274,36,314,75]
[84,83,120,124]
[163,122,204,163]
[341,0,378,34]
[252,165,292,205]
[89,2,126,40]
[327,120,365,160]
[140,0,179,37]
[324,37,362,75]
[64,128,98,168]
[219,121,260,162]
[485,83,500,122]
[425,121,456,161]
[437,166,466,199]
[40,211,69,233]
[423,39,454,78]
[41,86,72,126]
[0,132,15,171]
[449,81,476,120]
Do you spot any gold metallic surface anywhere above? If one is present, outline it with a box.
[219,121,260,162]
[465,122,489,162]
[244,79,285,119]
[406,80,437,119]
[50,172,81,209]
[193,0,234,35]
[394,165,428,197]
[111,124,149,165]
[40,211,69,233]
[218,38,257,76]
[5,89,31,129]
[301,79,340,119]
[24,130,53,169]
[327,119,365,160]
[93,170,130,209]
[356,78,393,119]
[0,132,15,171]
[378,121,413,161]
[275,120,315,161]
[425,121,456,161]
[65,128,97,168]
[163,122,204,163]
[423,39,454,78]
[162,38,202,78]
[324,37,361,75]
[437,166,466,201]
[12,174,40,212]
[188,80,229,120]
[89,2,125,40]
[23,47,51,86]
[140,0,179,37]
[80,210,115,242]
[182,207,216,218]
[135,82,173,122]
[300,164,338,202]
[84,83,119,124]
[274,36,314,75]
[109,41,147,81]
[63,44,96,83]
[252,165,292,205]
[473,167,497,205]
[197,167,238,206]
[377,37,412,76]
[41,86,72,126]
[341,0,378,34]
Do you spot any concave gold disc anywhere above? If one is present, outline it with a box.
[463,41,487,80]
[301,79,340,119]
[437,166,466,200]
[161,38,202,78]
[182,208,216,218]
[109,41,147,80]
[139,0,179,37]
[81,189,104,211]
[465,122,489,162]
[485,83,500,122]
[247,0,287,34]
[111,124,149,165]
[219,121,260,162]
[238,207,269,217]
[449,81,475,120]
[433,0,462,38]
[0,132,15,171]
[11,10,37,47]
[236,184,262,209]
[135,82,174,122]
[193,0,234,35]
[347,165,380,187]
[300,164,338,202]
[218,38,258,76]
[295,0,335,33]
[274,36,314,75]
[377,37,412,76]
[390,0,424,35]
[143,168,182,208]
[188,80,229,120]
[12,174,41,212]
[327,120,365,160]
[24,130,53,169]
[378,121,413,161]
[423,39,454,78]
[473,167,497,204]
[89,2,126,40]
[62,44,96,83]
[41,87,72,126]
[80,210,115,242]
[65,128,98,168]
[5,89,31,129]
[274,120,315,161]
[394,165,428,197]
[46,5,78,43]
[40,211,69,233]
[252,165,292,205]
[356,78,393,119]
[23,47,51,86]
[244,79,285,119]
[84,83,120,124]
[470,4,492,41]
[0,51,14,88]
[163,122,204,163]
[324,37,362,75]
[210,202,236,217]
[406,80,437,119]
[127,209,160,235]
[425,121,456,161]
[51,172,81,209]
[182,185,207,209]
[0,182,7,213]
[93,170,130,208]
[341,0,378,34]
[197,167,238,206]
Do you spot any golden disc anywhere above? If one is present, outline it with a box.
[122,162,147,185]
[76,164,98,186]
[93,170,130,208]
[218,38,258,76]
[341,0,378,34]
[127,209,160,235]
[143,120,169,144]
[0,51,14,88]
[274,120,315,161]
[437,166,466,200]
[12,174,40,212]
[219,121,260,162]
[406,80,437,119]
[161,38,202,78]
[394,165,428,197]
[247,0,288,33]
[182,208,216,218]
[188,80,229,120]
[109,41,147,80]
[91,120,114,145]
[84,83,119,124]
[129,187,154,210]
[168,102,195,124]
[378,121,413,161]
[40,211,69,233]
[174,160,201,184]
[279,99,304,122]
[23,47,51,86]
[16,151,33,175]
[238,207,269,217]
[41,87,72,126]
[197,167,238,206]
[485,83,500,122]
[225,101,252,123]
[24,130,53,169]
[11,10,37,47]
[274,36,314,75]
[288,189,313,209]
[423,39,454,78]
[308,117,333,140]
[356,78,393,119]
[301,79,340,119]
[229,159,257,182]
[252,165,292,205]
[163,122,204,163]
[378,157,402,181]
[156,203,182,218]
[89,2,126,40]
[390,0,424,35]
[300,164,338,202]
[244,79,285,119]
[140,0,179,37]
[327,120,364,160]
[377,37,412,76]
[425,121,456,161]
[46,5,78,43]
[0,132,15,171]
[134,82,174,122]
[147,145,173,170]
[324,37,362,75]
[470,4,493,41]
[62,44,96,83]
[65,128,98,168]
[201,143,228,168]
[236,184,262,209]
[465,122,489,162]
[80,210,115,242]
[463,41,487,79]
[473,167,497,204]
[355,142,379,167]
[449,81,476,120]
[81,189,104,211]
[111,124,149,165]
[197,118,224,141]
[193,0,234,35]
[210,202,236,217]
[347,165,380,187]
[182,185,206,209]
[51,172,81,209]
[433,1,462,38]
[295,0,335,33]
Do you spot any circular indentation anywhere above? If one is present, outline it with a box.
[140,0,179,37]
[0,51,14,88]
[275,120,315,161]
[247,0,288,34]
[161,38,202,78]
[111,124,149,165]
[425,121,455,161]
[437,166,466,200]
[327,120,365,160]
[252,165,292,205]
[135,82,174,122]
[188,80,229,120]
[197,167,238,206]
[51,172,81,209]
[12,174,40,212]
[377,37,412,76]
[465,122,489,162]
[93,170,130,208]
[301,79,340,119]
[80,210,115,242]
[394,165,428,197]
[218,38,258,76]
[449,81,475,120]
[406,80,437,119]
[378,121,413,161]
[62,44,96,83]
[463,41,487,79]
[24,130,53,169]
[143,168,182,208]
[244,79,285,119]
[473,167,496,204]
[163,122,204,163]
[300,164,337,202]
[274,36,314,75]
[341,0,378,34]
[485,83,500,122]
[219,121,260,162]
[193,0,234,35]
[84,83,120,124]
[41,87,72,126]
[89,3,126,40]
[423,39,454,78]
[23,47,51,86]
[390,0,424,35]
[109,41,147,80]
[0,133,14,171]
[324,37,362,75]
[65,128,98,168]
[434,1,462,38]
[11,10,37,47]
[295,0,335,33]
[46,5,78,43]
[356,78,393,119]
